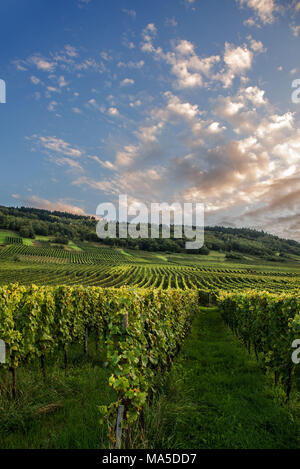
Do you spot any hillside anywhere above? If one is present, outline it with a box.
[0,204,300,262]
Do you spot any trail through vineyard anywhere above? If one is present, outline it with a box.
[142,307,300,449]
[2,304,300,449]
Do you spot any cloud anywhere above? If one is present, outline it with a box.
[77,66,300,240]
[120,78,135,86]
[31,135,83,157]
[217,42,254,88]
[13,194,87,216]
[51,156,83,171]
[237,0,278,24]
[89,155,116,170]
[14,45,105,77]
[243,17,261,27]
[12,14,300,241]
[247,36,266,52]
[108,107,120,116]
[141,31,220,88]
[29,55,56,71]
[117,60,144,69]
[141,26,264,89]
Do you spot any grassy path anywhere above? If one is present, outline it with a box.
[1,307,299,449]
[143,307,300,449]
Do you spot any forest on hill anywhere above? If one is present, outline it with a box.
[0,204,300,261]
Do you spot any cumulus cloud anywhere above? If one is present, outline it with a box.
[141,26,264,89]
[141,31,220,88]
[217,42,254,88]
[237,0,278,24]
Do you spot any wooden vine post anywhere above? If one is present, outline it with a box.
[84,327,88,355]
[115,404,125,449]
[115,312,128,449]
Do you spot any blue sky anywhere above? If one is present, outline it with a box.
[1,0,300,239]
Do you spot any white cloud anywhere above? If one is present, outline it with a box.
[247,36,266,52]
[32,135,83,157]
[141,33,220,88]
[29,55,56,71]
[89,155,116,170]
[120,78,135,87]
[108,107,120,116]
[219,42,253,88]
[15,195,87,215]
[237,0,278,24]
[243,17,260,27]
[117,60,144,69]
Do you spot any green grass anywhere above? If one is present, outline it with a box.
[1,307,300,449]
[68,240,82,252]
[0,338,114,449]
[22,238,35,246]
[139,307,300,449]
[0,230,20,243]
[119,249,133,257]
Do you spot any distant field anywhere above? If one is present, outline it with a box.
[0,231,299,291]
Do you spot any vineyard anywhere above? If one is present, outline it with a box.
[0,242,299,292]
[0,236,300,448]
[0,284,198,442]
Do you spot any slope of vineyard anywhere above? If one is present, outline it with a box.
[0,239,299,292]
[0,231,300,449]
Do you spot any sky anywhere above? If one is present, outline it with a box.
[1,0,300,240]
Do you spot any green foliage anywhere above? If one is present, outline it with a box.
[217,290,300,396]
[1,204,300,258]
[0,284,199,440]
